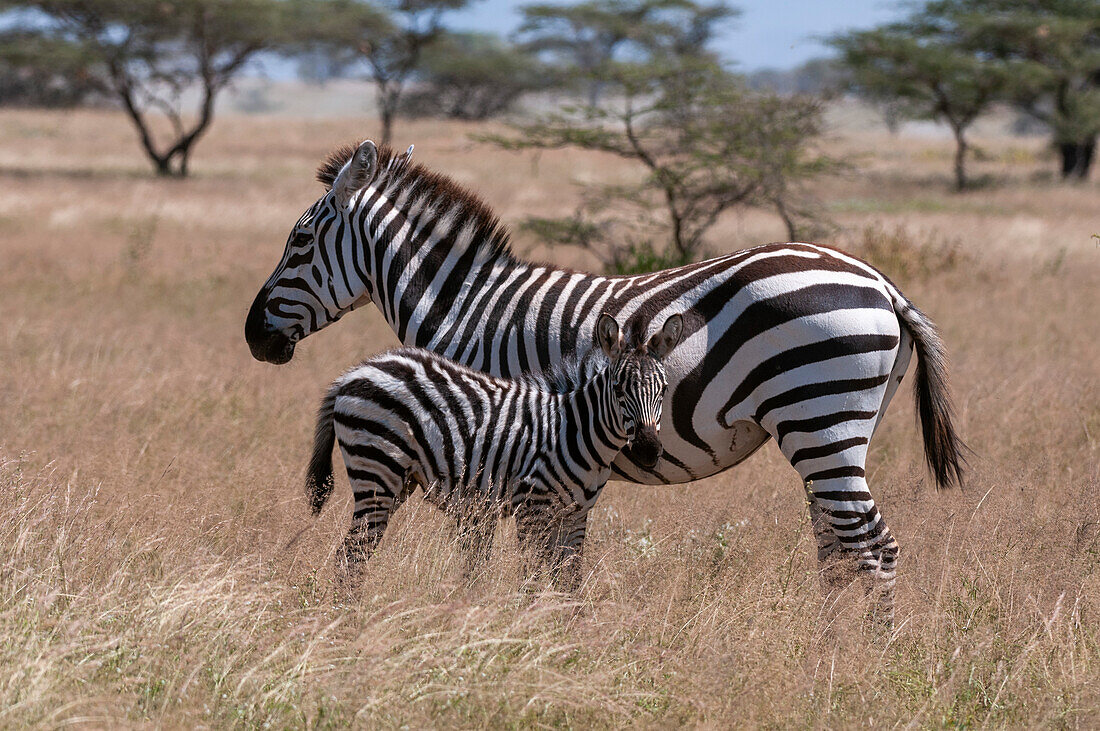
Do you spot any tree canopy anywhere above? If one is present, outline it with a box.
[491,1,829,272]
[941,0,1100,179]
[831,19,1010,190]
[834,0,1100,182]
[517,0,737,106]
[402,32,551,120]
[0,0,310,176]
[296,0,474,146]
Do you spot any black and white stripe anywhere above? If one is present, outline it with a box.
[307,313,681,579]
[247,140,967,619]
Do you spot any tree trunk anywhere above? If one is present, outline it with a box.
[952,128,969,192]
[774,196,797,240]
[379,106,394,148]
[176,146,192,177]
[1059,139,1096,180]
[376,82,401,148]
[152,156,187,178]
[586,80,602,108]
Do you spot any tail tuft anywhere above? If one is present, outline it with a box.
[306,384,339,515]
[897,300,969,488]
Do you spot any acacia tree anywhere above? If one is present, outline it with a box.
[0,32,99,106]
[305,0,473,146]
[402,32,550,120]
[942,0,1100,180]
[517,0,736,107]
[831,21,1009,190]
[0,0,306,177]
[492,0,827,272]
[489,58,830,273]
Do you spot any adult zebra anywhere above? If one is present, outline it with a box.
[246,140,967,616]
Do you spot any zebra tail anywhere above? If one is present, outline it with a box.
[306,383,339,516]
[895,297,968,489]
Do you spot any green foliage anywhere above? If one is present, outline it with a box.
[607,240,694,275]
[941,0,1100,178]
[830,16,1011,190]
[0,0,312,175]
[518,0,737,105]
[491,53,831,272]
[299,0,475,145]
[834,0,1100,181]
[523,213,692,274]
[0,32,100,106]
[403,32,551,120]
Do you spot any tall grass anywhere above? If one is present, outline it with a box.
[0,108,1097,726]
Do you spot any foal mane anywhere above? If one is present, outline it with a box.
[519,349,610,394]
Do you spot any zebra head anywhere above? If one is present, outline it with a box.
[246,139,405,364]
[597,312,684,468]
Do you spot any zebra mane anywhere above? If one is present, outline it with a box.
[315,142,515,262]
[520,348,610,394]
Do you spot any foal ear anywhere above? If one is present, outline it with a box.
[648,313,684,359]
[596,313,623,358]
[333,139,378,207]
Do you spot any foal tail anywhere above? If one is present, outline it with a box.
[895,297,968,489]
[306,382,340,515]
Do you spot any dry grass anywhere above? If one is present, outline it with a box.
[1,107,1098,727]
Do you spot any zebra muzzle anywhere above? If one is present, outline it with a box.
[629,426,663,468]
[245,289,296,364]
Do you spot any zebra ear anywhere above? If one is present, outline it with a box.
[596,313,623,358]
[648,313,684,359]
[333,139,378,207]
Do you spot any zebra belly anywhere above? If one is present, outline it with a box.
[602,266,904,485]
[611,419,770,485]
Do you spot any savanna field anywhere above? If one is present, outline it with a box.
[1,105,1098,727]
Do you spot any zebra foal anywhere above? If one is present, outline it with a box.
[306,312,683,581]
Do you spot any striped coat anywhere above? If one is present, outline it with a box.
[307,313,681,578]
[248,140,967,620]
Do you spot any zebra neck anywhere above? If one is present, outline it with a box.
[556,372,629,475]
[360,188,532,349]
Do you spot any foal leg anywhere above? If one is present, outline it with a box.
[514,502,591,591]
[549,508,590,591]
[453,499,497,578]
[337,463,408,589]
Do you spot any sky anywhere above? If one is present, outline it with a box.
[447,0,906,70]
[0,0,907,76]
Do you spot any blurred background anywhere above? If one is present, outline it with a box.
[0,0,1097,727]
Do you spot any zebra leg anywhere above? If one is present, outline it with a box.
[772,416,898,626]
[514,504,590,591]
[338,472,406,589]
[804,481,858,591]
[759,357,900,626]
[453,499,497,578]
[804,473,899,627]
[513,503,550,565]
[549,508,590,591]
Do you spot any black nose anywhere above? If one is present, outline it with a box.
[245,288,295,364]
[629,426,663,468]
